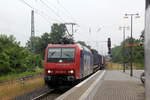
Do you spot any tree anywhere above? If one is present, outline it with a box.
[26,23,74,58]
[50,23,74,44]
[111,37,144,68]
[112,45,123,63]
[0,34,42,76]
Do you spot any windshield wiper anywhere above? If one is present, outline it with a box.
[64,53,71,57]
[50,52,56,56]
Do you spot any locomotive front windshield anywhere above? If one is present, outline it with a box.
[47,47,75,63]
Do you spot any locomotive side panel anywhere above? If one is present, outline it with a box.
[79,47,93,78]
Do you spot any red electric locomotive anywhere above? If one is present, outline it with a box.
[44,44,93,88]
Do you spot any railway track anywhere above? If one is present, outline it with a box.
[30,86,72,100]
[31,89,53,100]
[32,74,98,100]
[28,73,97,100]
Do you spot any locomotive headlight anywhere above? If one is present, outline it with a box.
[47,70,53,74]
[68,70,74,74]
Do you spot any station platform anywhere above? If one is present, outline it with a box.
[55,70,145,100]
[93,70,145,100]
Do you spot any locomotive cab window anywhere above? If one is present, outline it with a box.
[62,48,75,58]
[48,48,61,58]
[47,47,75,63]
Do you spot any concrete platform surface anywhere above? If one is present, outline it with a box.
[93,70,145,100]
[123,70,144,79]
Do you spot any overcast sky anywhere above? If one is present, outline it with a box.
[0,0,145,55]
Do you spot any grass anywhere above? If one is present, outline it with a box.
[133,63,144,69]
[0,68,43,81]
[106,62,123,70]
[0,76,45,100]
[106,62,144,70]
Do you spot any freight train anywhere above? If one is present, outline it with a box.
[93,53,105,70]
[44,44,105,88]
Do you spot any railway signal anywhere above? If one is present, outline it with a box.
[107,38,111,54]
[107,38,112,69]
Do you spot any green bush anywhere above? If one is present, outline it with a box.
[0,34,42,76]
[111,37,144,68]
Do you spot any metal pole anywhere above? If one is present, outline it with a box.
[130,15,133,77]
[123,27,125,72]
[71,24,74,35]
[119,26,128,72]
[124,13,139,77]
[64,22,77,36]
[31,10,35,53]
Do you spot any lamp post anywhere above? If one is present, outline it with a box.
[124,13,140,76]
[119,26,129,72]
